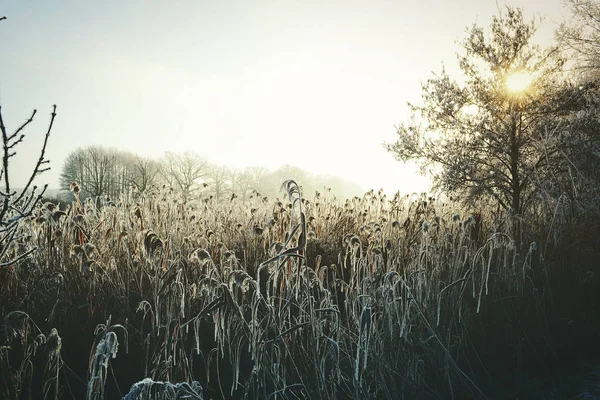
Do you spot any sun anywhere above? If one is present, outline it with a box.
[505,71,533,94]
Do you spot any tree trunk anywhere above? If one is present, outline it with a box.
[510,111,522,247]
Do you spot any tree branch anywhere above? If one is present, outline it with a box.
[14,106,55,204]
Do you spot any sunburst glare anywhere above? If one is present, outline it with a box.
[505,71,533,94]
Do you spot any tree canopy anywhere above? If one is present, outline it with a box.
[557,0,600,80]
[386,6,600,218]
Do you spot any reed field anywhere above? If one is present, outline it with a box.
[1,179,599,399]
[4,2,600,398]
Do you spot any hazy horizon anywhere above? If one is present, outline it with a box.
[1,0,566,195]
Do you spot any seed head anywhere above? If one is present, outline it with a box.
[70,182,80,194]
[70,245,85,258]
[422,221,430,233]
[46,328,62,358]
[52,210,67,221]
[83,243,98,258]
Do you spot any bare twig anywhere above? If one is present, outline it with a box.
[9,109,36,142]
[15,106,55,204]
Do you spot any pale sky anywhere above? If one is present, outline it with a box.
[1,0,566,195]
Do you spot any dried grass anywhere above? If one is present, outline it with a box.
[0,179,594,399]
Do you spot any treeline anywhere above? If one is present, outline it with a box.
[58,147,364,202]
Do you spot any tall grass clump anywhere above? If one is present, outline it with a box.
[1,176,598,399]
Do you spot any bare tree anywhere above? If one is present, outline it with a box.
[131,155,160,192]
[229,169,253,201]
[206,164,233,200]
[60,147,145,200]
[159,152,209,203]
[86,147,115,197]
[60,151,84,196]
[60,146,117,199]
[271,165,310,194]
[239,166,272,199]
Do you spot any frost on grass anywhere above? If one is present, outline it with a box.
[94,331,119,368]
[87,331,119,400]
[122,378,204,400]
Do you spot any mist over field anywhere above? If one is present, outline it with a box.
[2,0,564,195]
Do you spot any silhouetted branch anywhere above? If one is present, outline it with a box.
[0,102,55,267]
[0,106,13,221]
[9,109,36,141]
[14,106,55,204]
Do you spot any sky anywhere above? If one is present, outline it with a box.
[1,0,567,195]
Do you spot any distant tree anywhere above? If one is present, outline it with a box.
[312,174,364,200]
[385,6,579,220]
[59,152,82,195]
[556,0,600,80]
[60,146,113,199]
[206,164,232,200]
[235,166,272,199]
[228,164,364,201]
[271,165,311,197]
[131,155,160,192]
[228,169,250,200]
[60,146,138,199]
[159,151,209,203]
[107,149,138,196]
